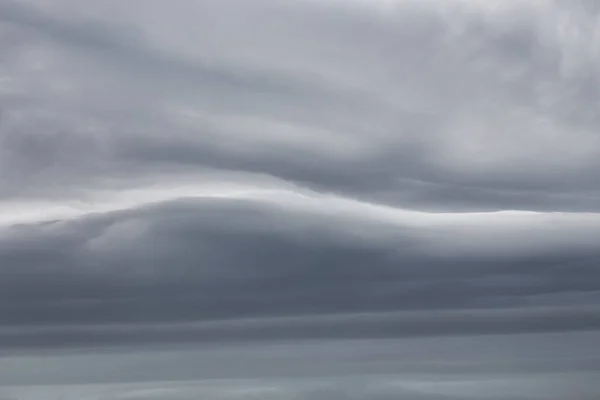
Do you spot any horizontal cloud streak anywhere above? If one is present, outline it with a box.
[1,306,599,350]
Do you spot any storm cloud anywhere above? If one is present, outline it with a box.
[0,0,599,398]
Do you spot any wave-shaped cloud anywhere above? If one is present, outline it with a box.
[0,1,598,395]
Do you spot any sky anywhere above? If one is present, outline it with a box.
[0,0,599,398]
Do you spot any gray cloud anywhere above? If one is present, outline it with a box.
[1,332,599,397]
[1,0,600,210]
[0,197,598,333]
[1,306,599,350]
[0,0,599,397]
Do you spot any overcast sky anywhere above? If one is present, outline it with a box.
[0,0,599,399]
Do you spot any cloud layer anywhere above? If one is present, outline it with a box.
[0,0,599,396]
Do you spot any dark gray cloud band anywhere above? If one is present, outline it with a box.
[1,306,599,351]
[0,198,598,341]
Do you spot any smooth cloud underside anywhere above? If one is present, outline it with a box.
[0,0,598,369]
